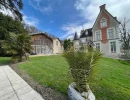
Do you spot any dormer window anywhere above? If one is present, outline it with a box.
[100,18,107,28]
[85,31,88,35]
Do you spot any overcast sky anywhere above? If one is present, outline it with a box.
[12,0,130,39]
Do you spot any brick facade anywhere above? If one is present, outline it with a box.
[98,6,110,44]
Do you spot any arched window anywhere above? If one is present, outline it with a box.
[100,18,107,28]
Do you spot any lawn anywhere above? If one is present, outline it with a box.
[90,58,130,100]
[18,55,71,94]
[1,55,130,100]
[0,57,11,65]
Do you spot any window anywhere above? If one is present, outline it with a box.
[100,18,107,28]
[108,28,114,39]
[85,31,88,35]
[96,43,100,51]
[56,41,58,45]
[81,39,86,43]
[96,31,100,41]
[110,42,116,52]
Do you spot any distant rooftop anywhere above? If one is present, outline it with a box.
[80,28,92,38]
[73,32,79,40]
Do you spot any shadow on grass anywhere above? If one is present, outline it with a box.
[0,57,12,66]
[118,60,130,66]
[91,83,130,100]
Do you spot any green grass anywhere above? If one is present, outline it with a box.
[0,57,11,65]
[18,55,70,94]
[90,58,130,100]
[17,55,130,99]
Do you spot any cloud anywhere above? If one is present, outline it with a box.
[75,0,130,21]
[0,7,40,27]
[29,0,53,14]
[61,23,83,39]
[61,22,92,39]
[23,15,39,26]
[29,0,64,14]
[61,0,130,39]
[0,6,15,18]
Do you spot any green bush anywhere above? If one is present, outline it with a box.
[0,26,9,40]
[63,46,102,93]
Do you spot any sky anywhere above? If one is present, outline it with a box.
[20,0,130,40]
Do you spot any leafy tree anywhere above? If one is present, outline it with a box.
[0,13,26,34]
[3,32,32,61]
[0,26,9,40]
[0,13,26,35]
[0,13,27,56]
[0,0,23,21]
[63,39,73,50]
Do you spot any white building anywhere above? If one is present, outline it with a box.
[73,4,121,56]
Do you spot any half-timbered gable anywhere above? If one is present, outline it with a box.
[31,33,53,54]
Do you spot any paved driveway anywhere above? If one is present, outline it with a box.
[0,65,44,100]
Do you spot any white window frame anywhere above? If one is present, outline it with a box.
[95,43,100,51]
[110,41,116,53]
[107,27,115,39]
[100,18,107,28]
[95,30,101,41]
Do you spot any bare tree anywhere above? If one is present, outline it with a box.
[23,22,42,34]
[44,32,56,38]
[119,18,130,50]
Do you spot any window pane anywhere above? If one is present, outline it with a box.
[96,43,100,51]
[108,29,114,39]
[101,18,107,27]
[110,42,116,52]
[113,42,116,51]
[96,32,100,40]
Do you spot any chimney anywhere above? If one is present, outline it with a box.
[100,4,106,10]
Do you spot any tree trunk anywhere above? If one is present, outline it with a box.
[19,49,23,62]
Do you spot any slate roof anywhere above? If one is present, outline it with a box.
[73,32,79,40]
[80,28,92,38]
